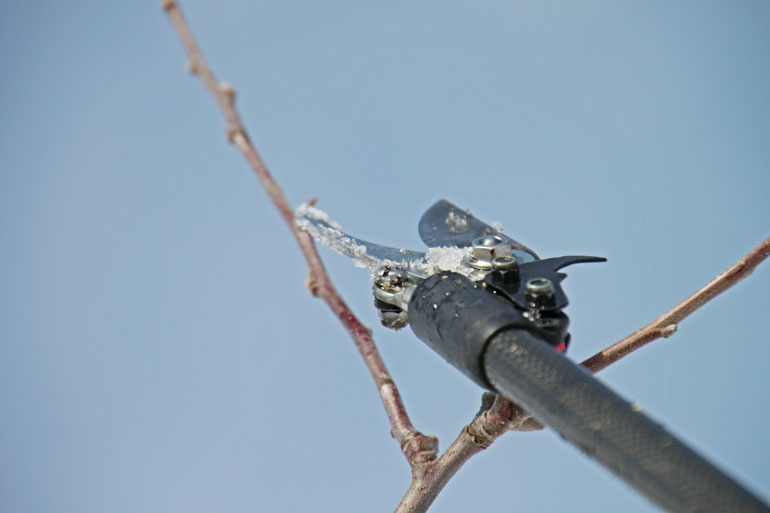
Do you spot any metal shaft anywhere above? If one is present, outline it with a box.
[484,328,769,513]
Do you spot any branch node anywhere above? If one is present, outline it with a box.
[219,81,237,105]
[402,433,439,466]
[225,124,240,143]
[464,422,494,449]
[185,57,199,76]
[305,271,321,297]
[161,0,176,12]
[661,323,677,338]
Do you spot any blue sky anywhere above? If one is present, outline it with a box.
[1,1,768,512]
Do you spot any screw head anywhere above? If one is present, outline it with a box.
[525,278,556,309]
[479,234,502,246]
[526,277,554,295]
[492,255,518,271]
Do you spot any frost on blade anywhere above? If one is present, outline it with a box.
[296,203,474,281]
[296,203,425,274]
[295,203,370,269]
[295,203,342,230]
[445,210,469,235]
[426,247,473,274]
[491,221,504,233]
[409,246,474,278]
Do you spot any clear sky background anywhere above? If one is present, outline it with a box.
[1,1,769,512]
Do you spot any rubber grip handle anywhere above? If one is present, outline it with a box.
[484,328,769,513]
[408,272,532,389]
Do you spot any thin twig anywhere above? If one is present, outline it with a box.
[582,235,770,373]
[161,0,437,464]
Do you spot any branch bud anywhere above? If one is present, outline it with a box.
[185,58,199,76]
[219,82,237,105]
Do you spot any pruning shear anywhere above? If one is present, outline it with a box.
[297,199,769,513]
[297,199,603,385]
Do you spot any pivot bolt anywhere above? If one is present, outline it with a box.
[375,267,408,291]
[479,235,501,246]
[470,235,512,270]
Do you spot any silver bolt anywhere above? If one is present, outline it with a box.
[526,278,554,296]
[375,267,408,290]
[479,234,502,246]
[470,235,512,270]
[492,255,517,271]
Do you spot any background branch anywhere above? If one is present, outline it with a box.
[583,235,770,373]
[161,0,437,464]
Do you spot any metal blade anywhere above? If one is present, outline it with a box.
[296,206,426,270]
[418,199,539,262]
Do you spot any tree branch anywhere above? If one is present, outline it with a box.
[161,0,437,464]
[161,4,769,511]
[395,393,526,513]
[582,235,770,373]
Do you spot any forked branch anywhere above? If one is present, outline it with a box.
[161,3,769,512]
[396,393,538,513]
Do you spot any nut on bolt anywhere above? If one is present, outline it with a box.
[492,255,518,271]
[526,277,556,309]
[373,267,412,329]
[470,235,512,270]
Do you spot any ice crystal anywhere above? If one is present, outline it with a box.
[295,203,475,280]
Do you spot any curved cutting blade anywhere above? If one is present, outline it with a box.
[418,199,539,262]
[296,204,426,271]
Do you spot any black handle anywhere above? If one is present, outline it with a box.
[485,329,769,513]
[407,271,769,513]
